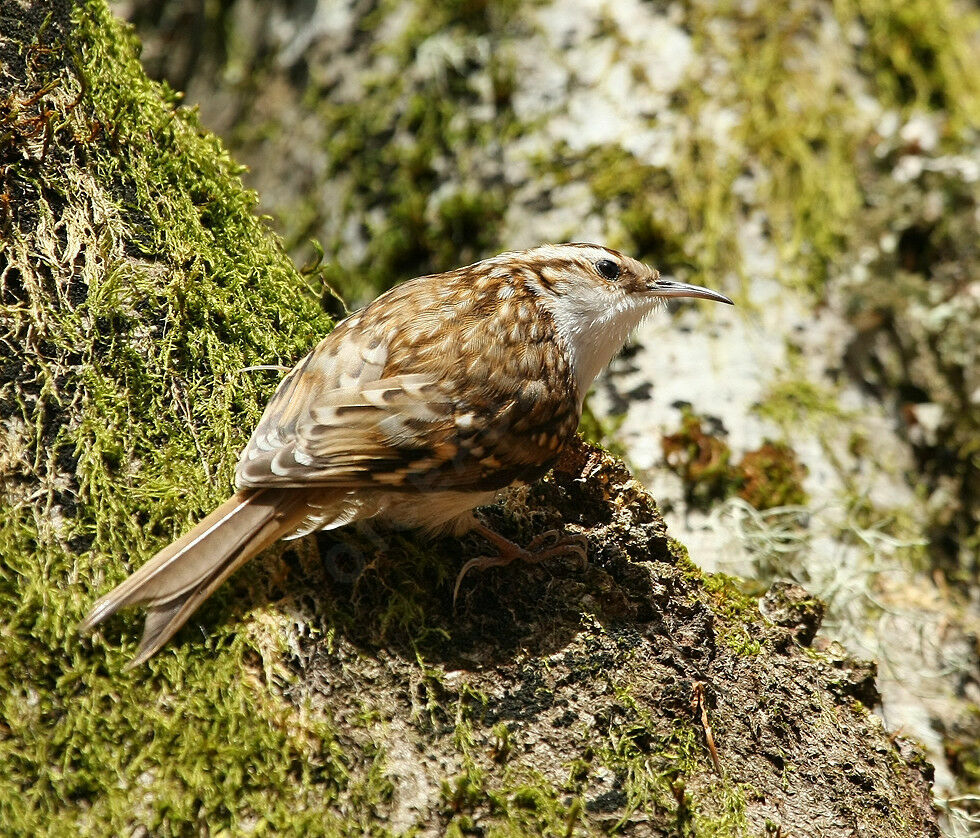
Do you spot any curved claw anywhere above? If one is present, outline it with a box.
[452,523,591,608]
[452,554,506,608]
[554,532,589,566]
[527,529,562,551]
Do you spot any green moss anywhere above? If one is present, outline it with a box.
[701,572,773,660]
[590,690,754,835]
[754,379,851,427]
[661,411,809,512]
[678,543,782,651]
[283,2,529,303]
[440,685,588,836]
[0,3,403,833]
[722,629,764,658]
[833,0,980,128]
[442,768,586,837]
[694,782,757,837]
[738,442,809,510]
[701,572,763,623]
[670,537,695,569]
[661,411,740,511]
[578,397,627,458]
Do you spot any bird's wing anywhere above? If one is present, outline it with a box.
[236,319,573,493]
[238,369,454,487]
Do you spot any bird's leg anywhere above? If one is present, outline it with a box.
[453,520,588,606]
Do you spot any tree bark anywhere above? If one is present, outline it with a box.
[0,1,939,834]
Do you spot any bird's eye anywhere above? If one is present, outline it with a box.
[595,259,620,280]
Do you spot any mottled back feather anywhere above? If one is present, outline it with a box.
[236,265,581,497]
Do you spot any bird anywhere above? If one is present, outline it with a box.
[81,243,733,666]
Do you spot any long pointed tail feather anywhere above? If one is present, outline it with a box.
[81,488,311,666]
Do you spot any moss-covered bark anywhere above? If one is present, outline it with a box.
[1,2,940,834]
[120,0,980,581]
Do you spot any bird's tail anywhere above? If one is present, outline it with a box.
[80,488,310,667]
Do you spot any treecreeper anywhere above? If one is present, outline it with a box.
[81,244,733,666]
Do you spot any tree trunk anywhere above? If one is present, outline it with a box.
[0,1,939,834]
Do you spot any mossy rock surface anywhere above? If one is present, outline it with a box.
[0,2,940,834]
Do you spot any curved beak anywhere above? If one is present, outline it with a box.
[648,277,733,305]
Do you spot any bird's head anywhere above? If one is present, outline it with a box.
[505,243,733,399]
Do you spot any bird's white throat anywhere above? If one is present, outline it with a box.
[536,290,662,404]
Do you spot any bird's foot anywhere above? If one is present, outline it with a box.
[453,521,588,607]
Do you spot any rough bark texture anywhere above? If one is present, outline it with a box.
[113,0,980,813]
[0,2,941,835]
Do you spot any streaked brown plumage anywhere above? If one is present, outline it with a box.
[81,244,732,666]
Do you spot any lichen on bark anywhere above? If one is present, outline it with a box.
[0,1,941,834]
